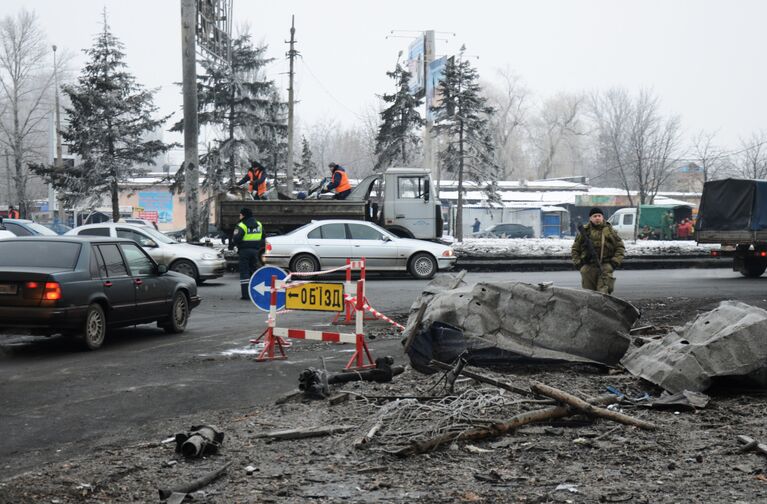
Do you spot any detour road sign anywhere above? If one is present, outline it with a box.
[286,282,344,312]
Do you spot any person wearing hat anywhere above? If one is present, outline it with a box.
[236,160,268,200]
[571,207,625,294]
[229,207,264,300]
[324,162,352,200]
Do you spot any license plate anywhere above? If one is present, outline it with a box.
[0,283,17,295]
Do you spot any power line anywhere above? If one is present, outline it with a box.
[298,57,367,122]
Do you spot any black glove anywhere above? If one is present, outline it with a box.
[610,260,620,269]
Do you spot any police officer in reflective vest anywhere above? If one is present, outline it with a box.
[229,207,264,300]
[325,162,352,200]
[236,160,268,200]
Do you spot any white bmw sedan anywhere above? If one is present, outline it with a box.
[263,220,456,279]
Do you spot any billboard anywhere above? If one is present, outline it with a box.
[138,191,173,224]
[426,56,448,121]
[406,30,434,96]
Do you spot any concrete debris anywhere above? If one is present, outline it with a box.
[402,277,639,370]
[621,301,767,393]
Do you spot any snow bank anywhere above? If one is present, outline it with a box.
[452,238,718,257]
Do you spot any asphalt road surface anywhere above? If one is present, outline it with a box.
[1,266,763,477]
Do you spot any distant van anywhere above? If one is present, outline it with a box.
[608,208,637,240]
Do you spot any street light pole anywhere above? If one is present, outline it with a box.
[53,44,65,223]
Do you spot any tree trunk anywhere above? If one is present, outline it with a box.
[229,83,236,184]
[111,179,120,222]
[456,119,465,242]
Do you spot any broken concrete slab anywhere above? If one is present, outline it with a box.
[621,300,767,393]
[402,278,640,371]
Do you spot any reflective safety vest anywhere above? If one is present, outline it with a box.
[238,220,263,241]
[7,209,19,219]
[248,169,267,196]
[332,168,351,193]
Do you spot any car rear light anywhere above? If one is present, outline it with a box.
[710,250,719,257]
[25,282,39,289]
[43,282,62,301]
[265,242,272,253]
[760,251,767,257]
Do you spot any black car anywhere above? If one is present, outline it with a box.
[472,222,535,238]
[0,237,201,350]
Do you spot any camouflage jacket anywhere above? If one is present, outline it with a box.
[571,222,625,267]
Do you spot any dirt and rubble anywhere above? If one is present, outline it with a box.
[2,297,767,504]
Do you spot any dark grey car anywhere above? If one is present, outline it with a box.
[473,223,535,238]
[0,237,201,350]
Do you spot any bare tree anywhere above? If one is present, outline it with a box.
[690,130,728,184]
[528,93,584,180]
[0,10,59,216]
[589,88,681,205]
[734,132,767,179]
[484,67,529,180]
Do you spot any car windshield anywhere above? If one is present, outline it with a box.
[0,241,80,268]
[26,222,58,236]
[137,226,177,244]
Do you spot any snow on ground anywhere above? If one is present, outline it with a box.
[452,237,719,257]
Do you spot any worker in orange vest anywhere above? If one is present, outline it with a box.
[325,162,352,200]
[236,160,268,200]
[7,205,19,219]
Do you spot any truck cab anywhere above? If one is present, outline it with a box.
[348,167,441,240]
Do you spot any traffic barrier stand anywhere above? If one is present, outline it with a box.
[331,259,376,325]
[253,259,375,370]
[249,275,288,361]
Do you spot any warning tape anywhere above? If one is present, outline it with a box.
[344,294,405,331]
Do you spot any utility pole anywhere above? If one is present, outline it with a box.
[285,15,297,196]
[181,0,200,241]
[4,150,10,204]
[53,44,65,224]
[422,31,435,186]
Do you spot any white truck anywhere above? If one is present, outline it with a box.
[217,167,444,240]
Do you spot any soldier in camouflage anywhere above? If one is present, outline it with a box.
[571,207,625,294]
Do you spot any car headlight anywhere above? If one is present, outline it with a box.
[201,253,218,260]
[442,249,454,257]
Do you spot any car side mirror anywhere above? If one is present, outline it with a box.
[157,264,168,274]
[143,239,158,248]
[382,235,391,242]
[423,179,430,202]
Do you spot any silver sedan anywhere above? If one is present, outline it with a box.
[263,220,456,279]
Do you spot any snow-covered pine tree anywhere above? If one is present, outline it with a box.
[171,34,286,190]
[374,63,424,171]
[431,50,497,241]
[58,14,171,222]
[295,136,318,191]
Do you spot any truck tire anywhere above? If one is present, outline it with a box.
[741,257,767,278]
[291,253,319,273]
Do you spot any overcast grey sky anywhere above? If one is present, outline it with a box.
[5,0,766,150]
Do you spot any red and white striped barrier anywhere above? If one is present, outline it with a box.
[250,258,375,369]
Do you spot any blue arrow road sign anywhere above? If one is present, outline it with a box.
[249,266,288,311]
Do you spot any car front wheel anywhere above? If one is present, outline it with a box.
[409,252,437,280]
[80,303,106,350]
[170,259,198,282]
[163,291,189,334]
